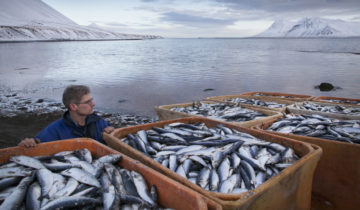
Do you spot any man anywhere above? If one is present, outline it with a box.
[18,85,114,147]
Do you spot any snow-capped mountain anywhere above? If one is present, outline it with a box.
[0,0,161,41]
[257,17,360,37]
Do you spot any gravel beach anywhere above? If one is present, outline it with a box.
[0,93,155,148]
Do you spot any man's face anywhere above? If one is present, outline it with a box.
[75,93,95,116]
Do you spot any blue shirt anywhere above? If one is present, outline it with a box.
[35,111,110,144]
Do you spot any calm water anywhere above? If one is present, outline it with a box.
[0,38,359,116]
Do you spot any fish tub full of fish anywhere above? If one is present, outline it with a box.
[206,94,296,112]
[312,96,360,106]
[287,101,360,120]
[155,100,283,128]
[240,91,314,102]
[0,138,222,210]
[252,114,360,210]
[103,117,322,210]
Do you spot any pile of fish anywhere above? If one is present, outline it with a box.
[318,99,360,105]
[267,114,360,144]
[0,150,163,210]
[293,102,360,116]
[170,102,267,122]
[98,112,155,128]
[224,98,287,109]
[253,93,296,99]
[119,122,300,193]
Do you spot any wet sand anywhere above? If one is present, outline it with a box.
[0,92,155,149]
[0,111,155,149]
[0,112,62,148]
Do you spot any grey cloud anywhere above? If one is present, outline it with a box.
[160,11,236,26]
[214,0,360,13]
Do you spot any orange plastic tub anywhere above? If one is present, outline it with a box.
[206,94,296,113]
[241,91,314,102]
[312,96,360,106]
[154,100,283,128]
[0,138,221,210]
[104,118,322,210]
[252,116,360,210]
[287,101,360,120]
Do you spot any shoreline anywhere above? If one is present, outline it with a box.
[0,93,155,149]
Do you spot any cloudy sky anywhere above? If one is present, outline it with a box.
[43,0,360,38]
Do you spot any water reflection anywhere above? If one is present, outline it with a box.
[0,38,359,116]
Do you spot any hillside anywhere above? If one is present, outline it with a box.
[256,17,360,37]
[0,0,160,41]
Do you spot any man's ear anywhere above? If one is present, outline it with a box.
[69,104,77,111]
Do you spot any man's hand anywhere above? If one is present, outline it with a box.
[104,126,115,134]
[18,138,38,147]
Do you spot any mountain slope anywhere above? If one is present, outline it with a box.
[257,17,360,37]
[0,0,160,41]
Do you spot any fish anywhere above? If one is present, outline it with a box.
[170,102,267,122]
[52,177,79,199]
[100,172,117,210]
[131,171,156,207]
[26,182,41,210]
[118,122,299,193]
[219,174,239,193]
[0,177,21,189]
[0,173,35,210]
[197,167,211,188]
[0,166,33,178]
[36,168,55,198]
[60,168,101,188]
[9,155,46,170]
[294,102,360,116]
[209,169,220,191]
[268,114,360,144]
[0,149,164,209]
[225,98,287,109]
[74,148,93,163]
[39,196,101,210]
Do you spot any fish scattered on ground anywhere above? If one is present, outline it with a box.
[267,114,360,144]
[170,102,267,122]
[0,149,165,209]
[119,122,300,193]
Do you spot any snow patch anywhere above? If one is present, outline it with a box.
[0,0,161,41]
[256,17,360,37]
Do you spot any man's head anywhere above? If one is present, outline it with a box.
[62,85,95,115]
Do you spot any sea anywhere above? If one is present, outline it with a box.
[0,38,359,117]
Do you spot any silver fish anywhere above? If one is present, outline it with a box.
[175,165,187,178]
[100,173,117,210]
[26,182,41,210]
[218,158,231,182]
[0,174,35,210]
[61,168,100,188]
[209,169,220,191]
[197,167,211,188]
[219,174,239,193]
[52,177,79,199]
[39,196,101,210]
[169,155,178,171]
[10,155,46,170]
[36,168,54,198]
[0,166,33,178]
[131,171,155,206]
